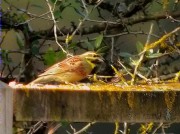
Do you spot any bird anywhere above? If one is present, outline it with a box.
[29,51,103,84]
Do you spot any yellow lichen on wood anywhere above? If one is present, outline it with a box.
[11,81,180,92]
[108,91,122,105]
[13,82,180,122]
[111,65,128,85]
[22,86,30,97]
[108,92,116,105]
[164,91,176,112]
[98,92,103,102]
[117,92,122,101]
[174,71,180,82]
[127,92,135,109]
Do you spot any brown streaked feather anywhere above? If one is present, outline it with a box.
[39,56,86,77]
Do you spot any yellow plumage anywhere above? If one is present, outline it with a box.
[29,51,103,84]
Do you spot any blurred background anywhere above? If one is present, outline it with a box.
[1,0,180,133]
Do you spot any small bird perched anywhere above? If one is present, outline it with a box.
[29,51,103,84]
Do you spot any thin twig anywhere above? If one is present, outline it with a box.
[4,0,52,21]
[95,0,104,8]
[17,49,25,82]
[16,12,52,26]
[27,121,46,134]
[45,0,67,53]
[166,12,180,23]
[123,122,128,134]
[151,122,163,134]
[70,124,76,133]
[47,122,62,134]
[81,0,89,14]
[74,122,96,134]
[131,23,154,85]
[118,60,133,78]
[105,31,160,38]
[111,37,114,62]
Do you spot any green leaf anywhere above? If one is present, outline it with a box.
[43,47,56,66]
[43,48,67,66]
[59,3,71,12]
[139,66,149,72]
[50,0,56,4]
[96,46,109,53]
[56,1,62,6]
[73,7,85,17]
[31,40,39,55]
[56,51,66,61]
[1,50,11,65]
[15,32,24,49]
[145,53,164,59]
[61,120,70,127]
[94,34,103,49]
[119,52,132,58]
[31,46,39,55]
[32,40,39,45]
[136,41,144,53]
[30,4,43,9]
[84,40,94,51]
[68,42,78,50]
[54,10,62,19]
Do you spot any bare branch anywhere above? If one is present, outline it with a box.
[45,0,67,53]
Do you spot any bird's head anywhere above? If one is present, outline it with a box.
[80,51,104,68]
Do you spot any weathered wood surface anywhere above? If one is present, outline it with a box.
[13,83,180,122]
[0,81,13,134]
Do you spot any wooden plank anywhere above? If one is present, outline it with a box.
[13,83,180,122]
[0,81,13,134]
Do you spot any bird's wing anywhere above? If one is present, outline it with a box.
[39,56,85,77]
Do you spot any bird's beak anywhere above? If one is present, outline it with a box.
[97,55,104,63]
[90,55,104,63]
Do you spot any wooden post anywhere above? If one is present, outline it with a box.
[13,83,180,122]
[0,81,13,134]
